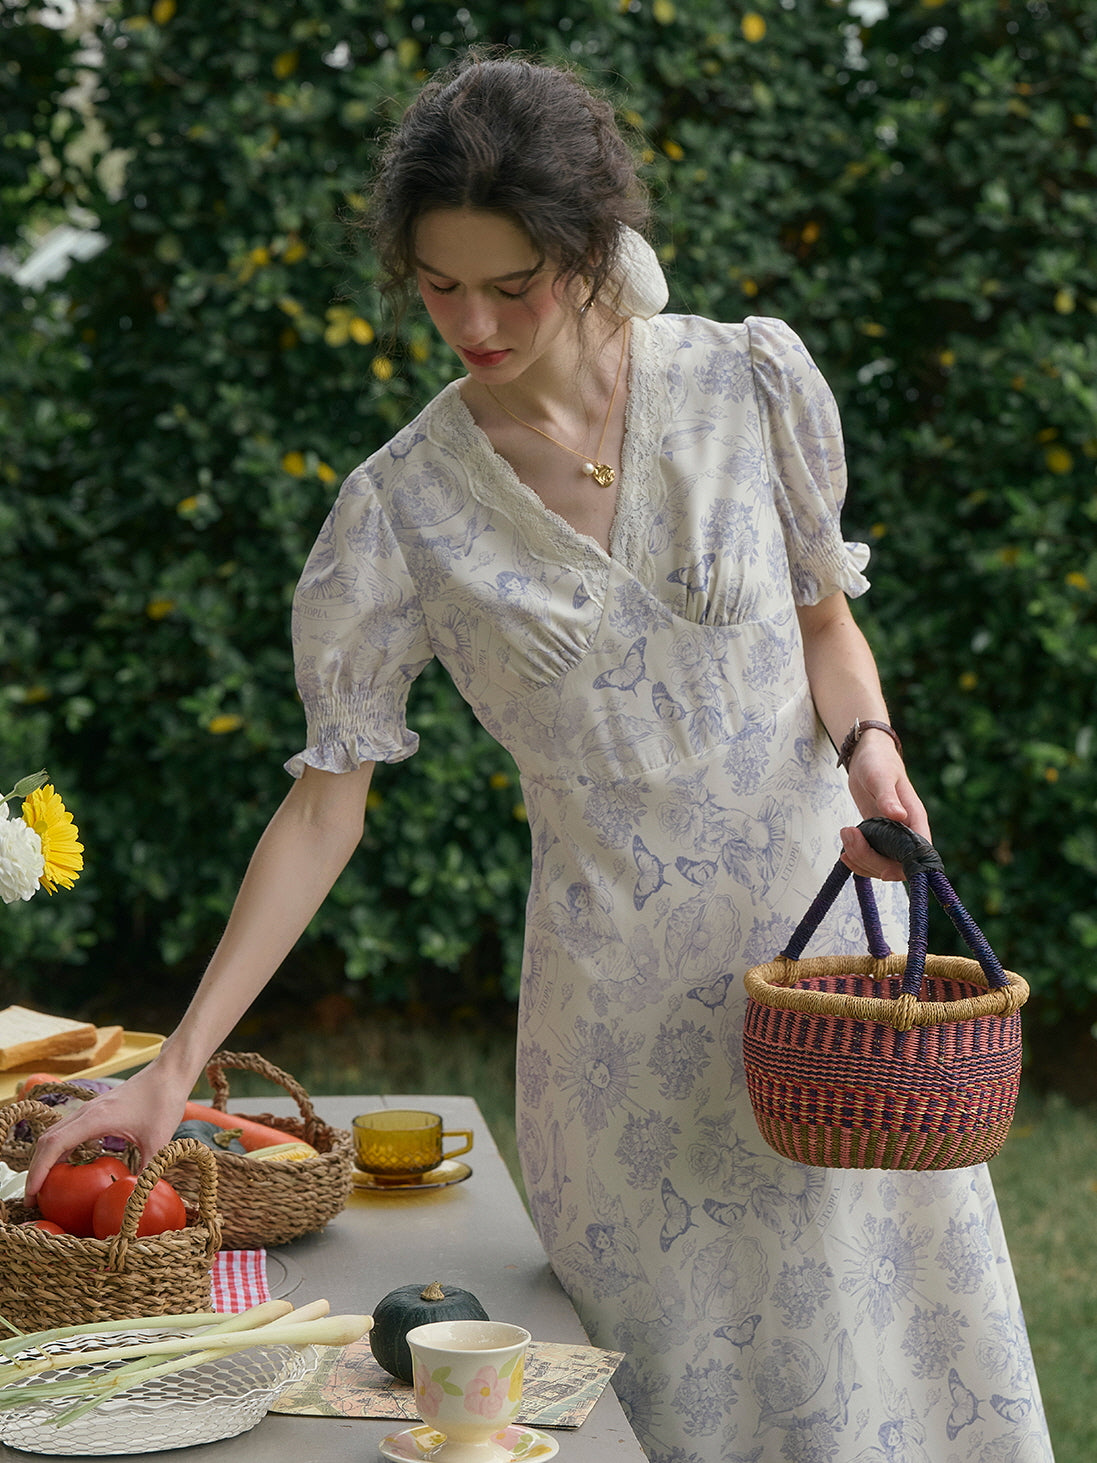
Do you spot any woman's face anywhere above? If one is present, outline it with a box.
[413,207,580,385]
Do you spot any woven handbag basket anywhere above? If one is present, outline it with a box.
[0,1102,221,1332]
[742,818,1030,1170]
[166,1051,354,1250]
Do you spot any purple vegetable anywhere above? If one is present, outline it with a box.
[11,1076,122,1143]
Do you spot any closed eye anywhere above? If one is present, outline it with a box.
[424,279,529,300]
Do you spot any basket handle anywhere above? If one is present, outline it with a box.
[0,1089,139,1169]
[106,1137,222,1269]
[780,817,1011,995]
[202,1050,323,1144]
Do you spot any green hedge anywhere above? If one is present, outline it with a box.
[2,0,1095,1022]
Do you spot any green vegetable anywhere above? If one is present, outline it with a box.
[171,1119,246,1155]
[369,1282,489,1384]
[0,1300,373,1425]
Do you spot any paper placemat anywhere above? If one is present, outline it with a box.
[271,1337,623,1429]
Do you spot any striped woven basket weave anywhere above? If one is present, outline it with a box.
[742,818,1030,1170]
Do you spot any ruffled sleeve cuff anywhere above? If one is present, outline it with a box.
[285,704,421,778]
[285,463,433,776]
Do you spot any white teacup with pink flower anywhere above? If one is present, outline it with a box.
[407,1319,531,1462]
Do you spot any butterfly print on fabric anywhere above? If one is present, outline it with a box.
[659,1177,697,1252]
[667,553,716,595]
[676,855,718,886]
[652,680,687,721]
[703,1197,747,1227]
[632,836,669,910]
[593,637,647,693]
[945,1369,981,1441]
[715,1314,762,1351]
[991,1394,1032,1424]
[687,972,736,1010]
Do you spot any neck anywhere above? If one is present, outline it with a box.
[479,312,627,424]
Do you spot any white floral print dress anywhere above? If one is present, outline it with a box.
[289,315,1053,1463]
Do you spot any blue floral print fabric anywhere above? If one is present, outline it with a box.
[289,315,1052,1463]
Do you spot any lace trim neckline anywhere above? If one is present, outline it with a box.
[424,317,669,582]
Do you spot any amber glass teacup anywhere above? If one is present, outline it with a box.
[353,1108,474,1177]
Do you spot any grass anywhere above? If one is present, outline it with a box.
[210,1004,1095,1463]
[991,1090,1097,1463]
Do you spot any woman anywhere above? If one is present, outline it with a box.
[28,53,1051,1463]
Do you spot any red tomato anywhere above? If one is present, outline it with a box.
[36,1156,131,1237]
[91,1174,187,1239]
[20,1219,66,1234]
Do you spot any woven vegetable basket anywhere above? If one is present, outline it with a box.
[0,1102,221,1332]
[0,1079,116,1173]
[742,818,1030,1170]
[168,1051,354,1250]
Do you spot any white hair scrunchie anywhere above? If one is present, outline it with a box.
[606,225,669,320]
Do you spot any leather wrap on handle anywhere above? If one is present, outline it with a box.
[858,817,945,878]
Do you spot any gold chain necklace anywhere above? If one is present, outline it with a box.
[485,330,627,489]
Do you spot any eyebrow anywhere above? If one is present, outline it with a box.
[414,258,543,284]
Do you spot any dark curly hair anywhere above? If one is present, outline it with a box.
[367,51,650,311]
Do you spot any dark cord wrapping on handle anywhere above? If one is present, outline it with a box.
[854,874,892,960]
[781,861,850,961]
[927,869,1009,988]
[778,818,1011,993]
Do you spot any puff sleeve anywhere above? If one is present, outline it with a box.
[748,315,871,605]
[285,463,433,776]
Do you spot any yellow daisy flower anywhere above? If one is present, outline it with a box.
[21,784,84,894]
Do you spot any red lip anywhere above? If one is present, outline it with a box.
[461,347,511,368]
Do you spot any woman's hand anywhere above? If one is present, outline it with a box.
[839,731,931,881]
[24,1059,192,1197]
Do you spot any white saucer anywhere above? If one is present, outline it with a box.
[378,1423,559,1460]
[352,1159,472,1191]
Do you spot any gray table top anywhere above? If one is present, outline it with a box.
[1,1093,645,1462]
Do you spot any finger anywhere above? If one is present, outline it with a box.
[839,826,907,882]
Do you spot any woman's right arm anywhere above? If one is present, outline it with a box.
[24,761,376,1194]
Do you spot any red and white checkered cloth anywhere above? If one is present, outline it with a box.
[211,1249,270,1313]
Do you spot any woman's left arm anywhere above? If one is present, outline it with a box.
[797,591,930,880]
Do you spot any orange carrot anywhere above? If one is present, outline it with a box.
[182,1101,292,1152]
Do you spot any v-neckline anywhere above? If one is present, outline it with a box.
[437,319,654,570]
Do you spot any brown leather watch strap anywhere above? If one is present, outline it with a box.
[836,718,903,771]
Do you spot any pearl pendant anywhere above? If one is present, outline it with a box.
[582,462,596,477]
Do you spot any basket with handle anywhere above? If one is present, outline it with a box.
[741,818,1030,1170]
[0,1100,221,1331]
[167,1050,354,1250]
[0,1079,126,1173]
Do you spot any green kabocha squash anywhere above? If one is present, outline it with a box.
[171,1119,246,1154]
[369,1281,490,1383]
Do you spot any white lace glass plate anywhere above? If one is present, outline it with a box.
[0,1329,315,1454]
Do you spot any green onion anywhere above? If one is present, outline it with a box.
[0,1299,372,1427]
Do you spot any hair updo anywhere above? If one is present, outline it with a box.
[367,51,651,309]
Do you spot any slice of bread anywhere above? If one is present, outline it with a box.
[40,1025,125,1074]
[0,1006,98,1071]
